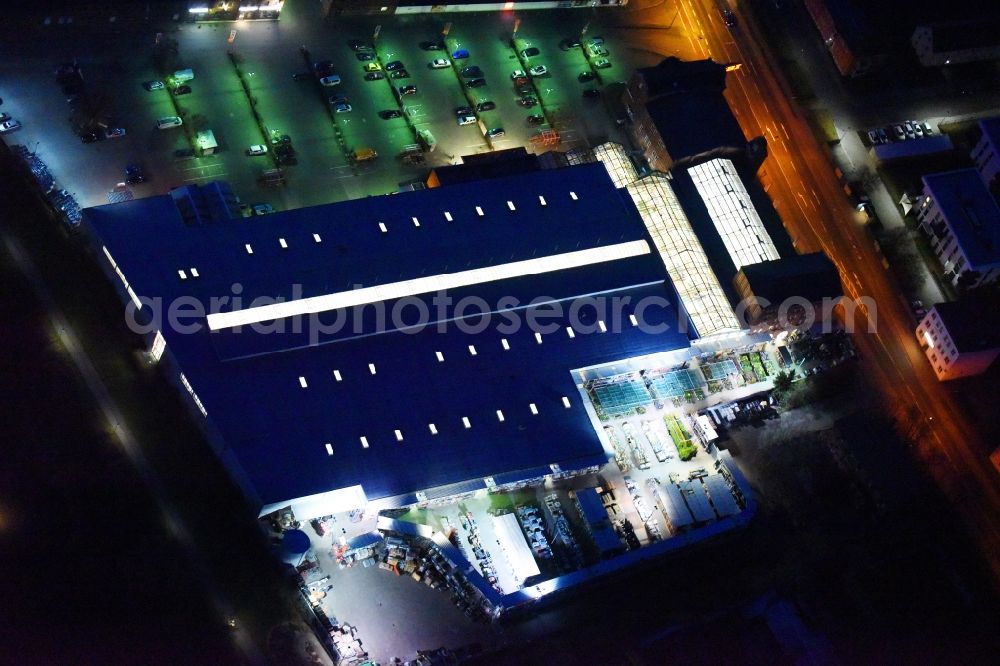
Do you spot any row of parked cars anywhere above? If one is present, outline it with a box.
[868,120,934,144]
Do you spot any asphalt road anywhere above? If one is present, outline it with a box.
[614,0,1000,584]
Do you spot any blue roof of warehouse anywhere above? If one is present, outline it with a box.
[84,164,691,509]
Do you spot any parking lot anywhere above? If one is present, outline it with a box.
[0,3,635,214]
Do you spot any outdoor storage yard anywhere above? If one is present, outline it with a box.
[0,3,642,216]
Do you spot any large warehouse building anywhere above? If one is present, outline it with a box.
[83,163,693,520]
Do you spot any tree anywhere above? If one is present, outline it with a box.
[773,370,794,394]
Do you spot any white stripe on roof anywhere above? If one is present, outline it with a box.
[206,240,651,331]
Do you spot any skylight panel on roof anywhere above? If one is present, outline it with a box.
[279,238,288,249]
[379,222,388,233]
[468,345,477,356]
[360,436,369,448]
[562,396,571,408]
[313,233,322,243]
[444,211,453,222]
[395,429,404,442]
[245,244,253,254]
[535,332,543,344]
[496,410,504,422]
[462,417,471,429]
[333,369,342,382]
[566,326,575,339]
[507,201,516,211]
[501,338,510,350]
[368,363,376,375]
[436,351,444,362]
[598,320,607,333]
[529,403,539,415]
[207,240,651,331]
[325,443,334,456]
[475,206,484,217]
[629,314,638,326]
[412,216,420,227]
[190,268,199,278]
[428,423,438,435]
[570,191,578,200]
[539,195,547,206]
[178,270,187,280]
[298,376,308,388]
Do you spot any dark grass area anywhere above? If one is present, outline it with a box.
[0,235,239,663]
[0,145,306,662]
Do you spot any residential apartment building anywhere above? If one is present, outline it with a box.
[971,116,1000,189]
[915,295,1000,380]
[916,168,1000,288]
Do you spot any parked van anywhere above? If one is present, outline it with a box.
[351,147,377,162]
[173,68,195,82]
[157,116,183,129]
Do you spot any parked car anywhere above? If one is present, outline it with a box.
[583,88,602,98]
[510,69,527,80]
[157,116,183,129]
[363,63,381,72]
[527,114,545,126]
[876,127,888,142]
[466,77,486,88]
[348,39,372,51]
[560,37,582,50]
[578,71,596,82]
[364,71,385,81]
[313,60,334,72]
[124,164,146,184]
[454,106,474,116]
[420,40,444,51]
[513,76,529,88]
[246,144,268,156]
[319,75,341,86]
[379,109,402,119]
[921,121,934,135]
[0,113,8,123]
[0,119,21,133]
[253,203,275,216]
[528,65,548,77]
[587,35,605,46]
[911,120,924,138]
[893,124,906,140]
[476,101,496,112]
[398,84,418,95]
[518,96,538,107]
[594,58,612,69]
[903,121,916,138]
[457,114,477,126]
[723,9,737,27]
[521,47,540,58]
[587,46,609,57]
[867,129,880,144]
[461,65,483,78]
[328,93,349,105]
[383,60,403,72]
[486,127,505,138]
[333,103,353,113]
[356,52,375,61]
[430,58,451,69]
[105,127,126,139]
[143,80,165,91]
[392,70,411,79]
[172,84,192,95]
[451,49,470,59]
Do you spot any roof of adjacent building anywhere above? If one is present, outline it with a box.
[84,164,691,510]
[736,253,843,304]
[923,168,1000,268]
[925,17,1000,52]
[635,58,747,161]
[977,116,1000,153]
[430,148,540,187]
[932,293,1000,352]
